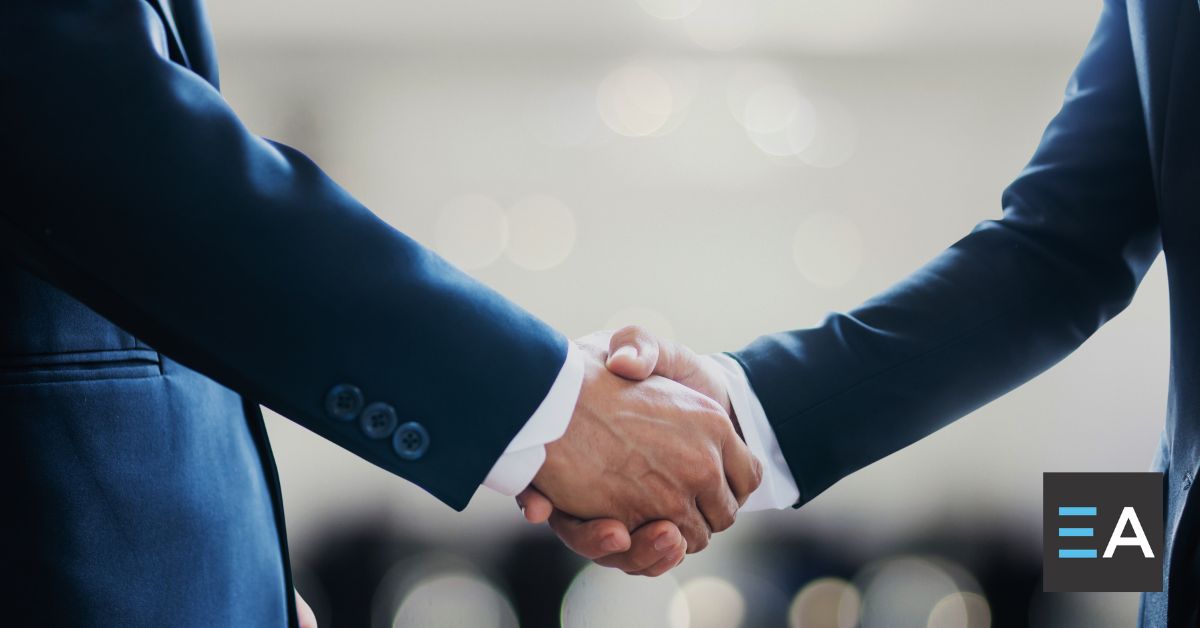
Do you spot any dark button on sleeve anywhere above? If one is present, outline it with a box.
[324,384,364,422]
[359,402,398,440]
[392,422,430,461]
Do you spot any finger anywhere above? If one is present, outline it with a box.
[295,590,318,628]
[547,510,632,560]
[721,429,764,506]
[632,540,687,577]
[605,325,661,380]
[625,330,694,385]
[573,330,616,362]
[516,487,555,524]
[595,520,685,573]
[674,502,712,554]
[696,478,739,535]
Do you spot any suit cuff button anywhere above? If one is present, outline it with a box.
[393,422,430,461]
[359,403,398,440]
[324,384,364,422]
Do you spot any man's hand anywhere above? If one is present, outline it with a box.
[520,326,741,573]
[529,332,761,554]
[603,325,732,419]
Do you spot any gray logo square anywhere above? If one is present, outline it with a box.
[1043,472,1163,592]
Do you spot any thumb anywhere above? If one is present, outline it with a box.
[605,325,663,381]
[516,486,555,524]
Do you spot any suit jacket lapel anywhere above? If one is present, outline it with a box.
[149,0,192,69]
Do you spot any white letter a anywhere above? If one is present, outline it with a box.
[1103,507,1154,558]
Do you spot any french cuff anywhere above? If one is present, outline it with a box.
[708,353,801,511]
[482,342,585,496]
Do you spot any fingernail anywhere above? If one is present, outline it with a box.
[611,345,638,361]
[653,532,676,552]
[601,535,623,552]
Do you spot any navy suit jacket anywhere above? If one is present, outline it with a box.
[732,1,1200,624]
[0,1,568,625]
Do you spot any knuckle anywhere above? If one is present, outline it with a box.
[751,458,765,489]
[659,487,691,516]
[699,397,728,418]
[690,389,725,414]
[683,520,710,549]
[677,495,698,519]
[613,324,644,345]
[703,411,734,442]
[693,404,724,430]
[677,461,706,490]
[686,446,720,475]
[702,451,724,483]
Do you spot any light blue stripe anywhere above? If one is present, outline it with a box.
[1058,549,1098,558]
[1058,506,1097,516]
[1058,527,1094,537]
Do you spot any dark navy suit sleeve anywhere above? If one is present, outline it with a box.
[0,0,566,510]
[731,0,1161,506]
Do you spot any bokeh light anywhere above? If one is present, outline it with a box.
[928,591,992,628]
[391,573,518,628]
[562,564,688,628]
[604,306,677,341]
[727,64,797,127]
[743,83,812,135]
[505,194,577,270]
[743,83,818,157]
[855,556,971,628]
[795,96,858,168]
[788,577,861,628]
[597,64,676,137]
[725,65,858,165]
[648,59,700,137]
[434,194,509,270]
[674,577,746,628]
[792,211,864,287]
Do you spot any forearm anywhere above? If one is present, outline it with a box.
[732,221,1157,504]
[730,0,1159,506]
[0,0,566,509]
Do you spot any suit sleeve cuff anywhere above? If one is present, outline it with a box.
[708,353,801,511]
[482,342,585,496]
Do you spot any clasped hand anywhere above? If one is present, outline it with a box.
[521,326,759,576]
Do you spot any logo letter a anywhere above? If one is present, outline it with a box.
[1103,506,1155,558]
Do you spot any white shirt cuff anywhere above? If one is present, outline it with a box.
[482,342,585,496]
[707,353,801,511]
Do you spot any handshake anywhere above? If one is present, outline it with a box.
[515,325,763,577]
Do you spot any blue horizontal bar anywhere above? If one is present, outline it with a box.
[1058,506,1097,516]
[1058,527,1094,537]
[1059,549,1098,559]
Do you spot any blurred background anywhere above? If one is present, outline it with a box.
[209,1,1168,626]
